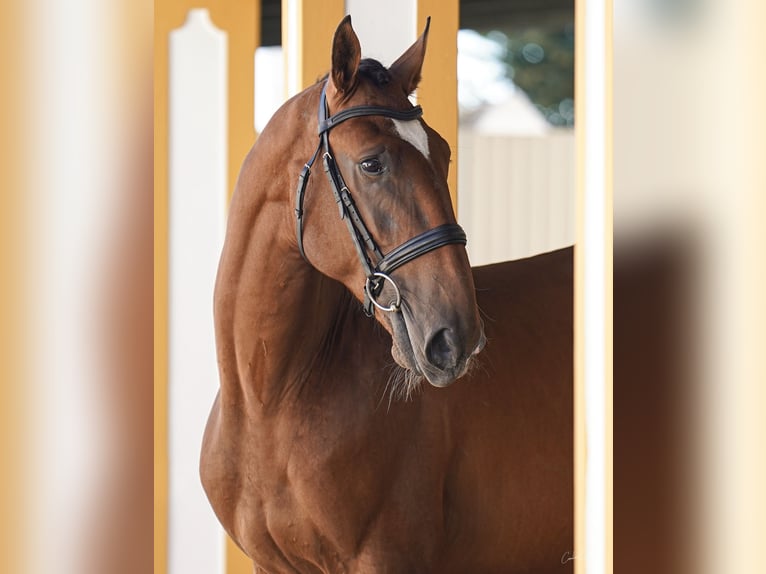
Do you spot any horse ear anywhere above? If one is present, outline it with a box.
[390,16,430,95]
[331,15,361,96]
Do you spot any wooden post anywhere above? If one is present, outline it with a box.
[416,0,459,210]
[282,0,345,98]
[208,0,258,202]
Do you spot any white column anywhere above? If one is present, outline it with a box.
[168,9,227,574]
[283,0,301,99]
[581,0,609,573]
[254,46,284,133]
[344,0,417,66]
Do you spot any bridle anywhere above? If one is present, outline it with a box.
[294,81,467,318]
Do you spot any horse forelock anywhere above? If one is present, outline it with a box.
[320,58,392,88]
[357,58,392,86]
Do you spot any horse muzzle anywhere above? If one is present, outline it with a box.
[391,305,486,388]
[418,327,486,387]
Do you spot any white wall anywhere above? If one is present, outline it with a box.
[458,129,575,265]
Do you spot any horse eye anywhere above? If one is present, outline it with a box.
[360,158,385,175]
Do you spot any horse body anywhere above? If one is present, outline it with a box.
[201,17,572,574]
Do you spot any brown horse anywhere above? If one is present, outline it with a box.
[201,16,572,574]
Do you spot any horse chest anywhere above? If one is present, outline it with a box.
[234,401,451,572]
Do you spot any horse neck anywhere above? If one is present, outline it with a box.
[214,113,360,409]
[215,203,354,408]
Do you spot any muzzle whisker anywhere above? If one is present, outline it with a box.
[476,301,496,324]
[381,362,424,409]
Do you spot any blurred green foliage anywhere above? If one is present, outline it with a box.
[490,22,575,127]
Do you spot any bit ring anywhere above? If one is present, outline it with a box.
[365,272,402,313]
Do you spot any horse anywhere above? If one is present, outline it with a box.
[201,15,573,574]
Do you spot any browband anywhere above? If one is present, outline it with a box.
[318,103,423,135]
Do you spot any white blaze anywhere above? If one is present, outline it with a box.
[392,118,430,160]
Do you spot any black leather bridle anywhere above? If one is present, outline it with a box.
[295,81,467,317]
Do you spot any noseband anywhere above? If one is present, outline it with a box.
[294,81,467,317]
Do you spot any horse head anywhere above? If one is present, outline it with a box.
[296,16,485,388]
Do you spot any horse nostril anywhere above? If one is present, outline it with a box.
[425,328,461,371]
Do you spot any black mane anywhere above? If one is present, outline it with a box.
[318,58,391,87]
[357,58,391,86]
